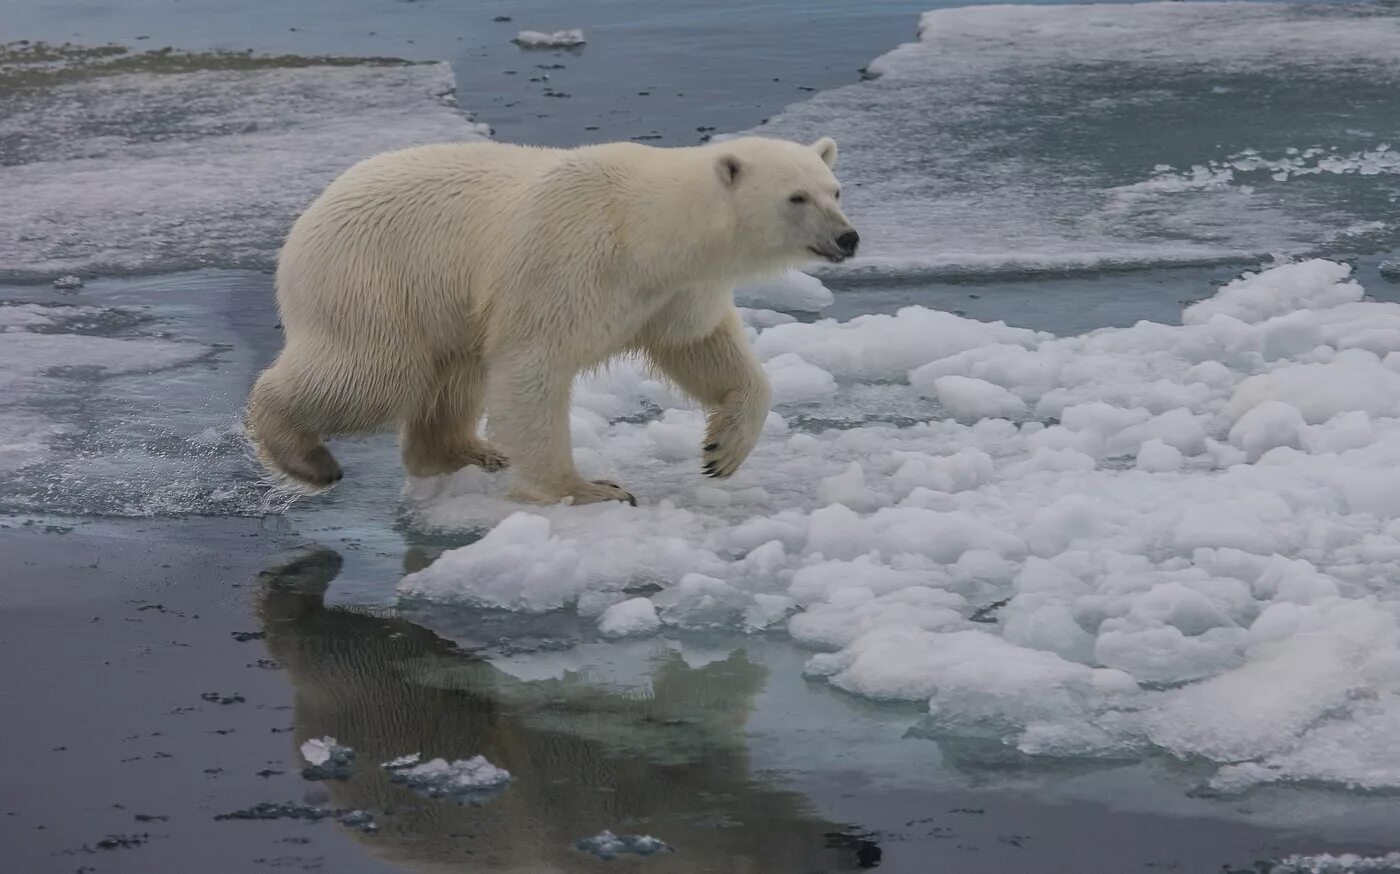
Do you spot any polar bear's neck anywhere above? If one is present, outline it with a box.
[577,145,775,290]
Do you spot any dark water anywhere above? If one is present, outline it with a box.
[6,520,1395,873]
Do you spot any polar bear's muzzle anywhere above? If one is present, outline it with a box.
[810,229,860,263]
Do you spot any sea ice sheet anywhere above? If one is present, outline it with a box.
[0,285,280,517]
[0,50,488,280]
[745,2,1400,279]
[0,299,214,491]
[401,260,1400,794]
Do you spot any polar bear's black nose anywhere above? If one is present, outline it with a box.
[836,230,860,257]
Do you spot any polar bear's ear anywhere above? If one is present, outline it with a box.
[716,155,742,187]
[811,136,838,168]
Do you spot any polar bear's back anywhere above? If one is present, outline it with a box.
[275,141,574,350]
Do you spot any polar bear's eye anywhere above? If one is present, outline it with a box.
[789,193,808,204]
[833,189,841,200]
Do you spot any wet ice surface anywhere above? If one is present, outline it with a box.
[747,2,1400,280]
[0,273,284,517]
[0,47,488,281]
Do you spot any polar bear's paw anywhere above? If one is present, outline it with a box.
[568,479,637,507]
[460,443,510,473]
[516,478,637,507]
[702,398,766,479]
[403,439,510,478]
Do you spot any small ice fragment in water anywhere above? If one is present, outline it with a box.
[336,809,378,833]
[51,274,83,290]
[598,597,661,638]
[382,753,511,803]
[301,735,338,765]
[300,736,355,780]
[381,752,421,769]
[575,830,673,860]
[216,801,332,822]
[513,29,586,48]
[95,834,148,849]
[1380,259,1400,280]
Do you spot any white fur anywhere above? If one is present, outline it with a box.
[245,136,856,504]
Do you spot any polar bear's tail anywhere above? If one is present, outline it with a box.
[245,370,344,492]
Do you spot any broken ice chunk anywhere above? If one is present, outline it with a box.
[513,29,586,48]
[382,753,511,804]
[575,830,673,860]
[300,736,355,780]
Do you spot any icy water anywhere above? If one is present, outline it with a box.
[5,1,1400,872]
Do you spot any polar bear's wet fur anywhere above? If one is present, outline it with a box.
[245,136,857,505]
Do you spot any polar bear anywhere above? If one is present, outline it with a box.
[246,136,858,505]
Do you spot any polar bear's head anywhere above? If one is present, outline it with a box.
[713,136,859,270]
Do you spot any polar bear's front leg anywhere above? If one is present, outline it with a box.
[645,309,772,479]
[485,350,635,506]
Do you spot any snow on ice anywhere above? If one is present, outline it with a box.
[401,260,1400,793]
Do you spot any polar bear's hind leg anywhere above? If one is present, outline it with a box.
[400,360,509,477]
[246,350,407,489]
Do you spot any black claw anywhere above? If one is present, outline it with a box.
[625,493,637,507]
[702,462,716,472]
[704,442,719,451]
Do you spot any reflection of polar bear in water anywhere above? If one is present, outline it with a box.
[254,551,878,872]
[246,136,858,506]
